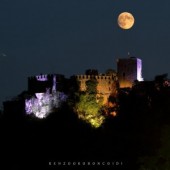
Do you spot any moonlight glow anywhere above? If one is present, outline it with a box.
[118,12,135,30]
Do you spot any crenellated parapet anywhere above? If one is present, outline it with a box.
[28,74,66,94]
[75,70,118,104]
[27,70,118,104]
[76,74,117,81]
[36,74,48,81]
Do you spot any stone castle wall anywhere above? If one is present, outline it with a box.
[76,74,117,104]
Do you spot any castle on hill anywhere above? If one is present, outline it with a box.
[3,56,144,118]
[26,56,143,104]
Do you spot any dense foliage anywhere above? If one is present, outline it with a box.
[75,79,105,128]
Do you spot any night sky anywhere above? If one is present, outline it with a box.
[0,0,170,106]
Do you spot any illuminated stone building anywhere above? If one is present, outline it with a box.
[26,74,67,118]
[3,56,144,119]
[76,69,118,104]
[117,57,143,88]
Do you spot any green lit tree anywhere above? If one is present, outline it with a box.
[75,79,105,128]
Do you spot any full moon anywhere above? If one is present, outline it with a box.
[118,12,135,30]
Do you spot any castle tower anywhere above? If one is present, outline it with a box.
[117,57,143,88]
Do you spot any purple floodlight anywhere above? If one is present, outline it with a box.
[36,74,48,81]
[25,88,67,119]
[137,59,143,81]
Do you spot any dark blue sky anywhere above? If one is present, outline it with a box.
[0,0,170,105]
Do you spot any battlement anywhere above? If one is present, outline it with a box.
[28,74,65,81]
[36,74,48,81]
[76,74,116,80]
[28,74,66,94]
[29,74,53,80]
[75,72,118,105]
